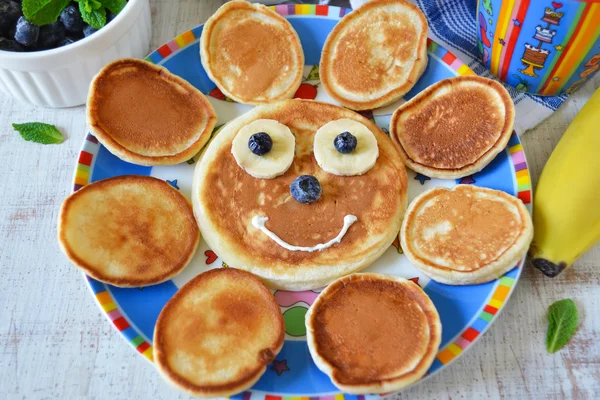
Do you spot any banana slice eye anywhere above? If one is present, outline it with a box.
[232,119,296,179]
[313,119,379,176]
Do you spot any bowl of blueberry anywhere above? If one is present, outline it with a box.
[0,0,151,107]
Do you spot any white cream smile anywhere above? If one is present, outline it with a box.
[251,215,358,252]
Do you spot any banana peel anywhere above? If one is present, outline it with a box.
[530,86,600,277]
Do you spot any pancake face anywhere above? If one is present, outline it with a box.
[401,186,533,285]
[192,100,407,290]
[320,0,429,110]
[58,176,199,287]
[154,268,284,397]
[306,273,441,394]
[200,0,304,105]
[391,76,515,179]
[87,58,217,166]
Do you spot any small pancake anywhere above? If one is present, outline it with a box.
[87,58,217,166]
[320,0,428,110]
[192,99,408,290]
[390,76,515,179]
[154,268,285,397]
[200,0,304,105]
[306,273,441,394]
[401,185,533,285]
[58,175,199,287]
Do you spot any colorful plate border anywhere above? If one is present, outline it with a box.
[71,5,533,398]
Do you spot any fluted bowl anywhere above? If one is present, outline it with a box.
[0,0,151,108]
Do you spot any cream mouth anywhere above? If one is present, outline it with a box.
[251,215,358,252]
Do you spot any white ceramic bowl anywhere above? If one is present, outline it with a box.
[0,0,151,108]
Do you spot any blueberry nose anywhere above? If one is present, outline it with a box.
[290,175,322,204]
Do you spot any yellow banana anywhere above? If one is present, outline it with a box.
[530,87,600,276]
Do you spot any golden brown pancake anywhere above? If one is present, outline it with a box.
[306,273,441,394]
[320,0,429,110]
[401,185,533,285]
[192,99,408,290]
[87,58,217,166]
[391,76,515,179]
[58,175,199,287]
[200,0,304,105]
[153,268,285,397]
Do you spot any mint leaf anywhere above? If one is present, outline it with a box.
[90,0,103,10]
[100,0,126,14]
[12,122,64,144]
[22,0,71,26]
[75,0,102,13]
[73,0,92,13]
[79,1,106,29]
[546,299,579,353]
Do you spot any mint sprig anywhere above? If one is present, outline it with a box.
[12,122,64,144]
[78,0,106,29]
[22,0,125,28]
[77,0,102,13]
[22,0,71,26]
[546,298,579,353]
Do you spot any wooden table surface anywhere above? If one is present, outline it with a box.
[1,1,598,399]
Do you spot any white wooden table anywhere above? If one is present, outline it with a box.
[1,1,599,399]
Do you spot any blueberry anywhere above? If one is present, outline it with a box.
[107,12,117,23]
[0,36,23,51]
[290,175,322,204]
[248,132,273,156]
[67,30,84,40]
[14,16,39,47]
[83,25,98,37]
[57,36,76,47]
[38,21,66,49]
[334,131,357,154]
[0,0,22,36]
[60,4,85,33]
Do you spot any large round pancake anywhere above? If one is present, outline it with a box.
[154,268,284,397]
[305,273,441,394]
[58,175,199,287]
[401,185,533,285]
[200,0,304,105]
[192,99,408,290]
[390,76,515,179]
[87,58,217,166]
[320,0,429,110]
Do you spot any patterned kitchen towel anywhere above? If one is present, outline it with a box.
[318,0,570,134]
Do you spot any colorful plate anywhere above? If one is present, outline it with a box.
[73,5,532,398]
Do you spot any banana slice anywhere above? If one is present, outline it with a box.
[232,119,296,179]
[313,119,379,176]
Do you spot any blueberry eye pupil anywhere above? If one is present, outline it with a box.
[248,132,273,156]
[334,131,357,154]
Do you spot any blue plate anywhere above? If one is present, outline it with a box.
[74,5,532,399]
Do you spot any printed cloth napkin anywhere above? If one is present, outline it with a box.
[291,0,568,134]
